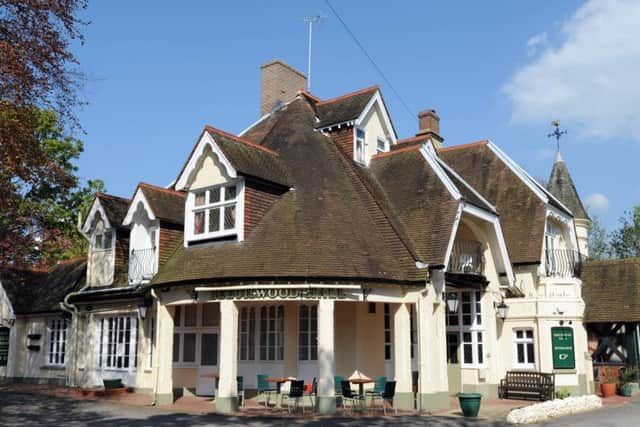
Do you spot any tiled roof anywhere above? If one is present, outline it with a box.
[368,147,460,266]
[153,97,421,286]
[138,183,185,225]
[547,153,589,221]
[315,86,379,129]
[582,258,640,323]
[439,142,547,264]
[96,193,131,228]
[1,258,86,314]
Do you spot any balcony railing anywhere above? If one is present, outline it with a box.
[448,240,485,275]
[128,247,157,284]
[545,249,584,278]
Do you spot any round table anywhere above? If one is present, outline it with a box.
[349,378,373,396]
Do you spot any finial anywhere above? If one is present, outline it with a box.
[547,120,567,152]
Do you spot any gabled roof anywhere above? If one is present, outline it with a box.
[175,126,291,190]
[95,193,131,228]
[582,258,640,323]
[438,141,549,264]
[547,152,589,221]
[153,97,421,286]
[125,183,185,225]
[1,258,86,315]
[315,85,379,129]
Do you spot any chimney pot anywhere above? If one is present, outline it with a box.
[260,60,307,117]
[417,108,444,148]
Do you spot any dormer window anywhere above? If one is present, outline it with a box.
[376,137,388,154]
[188,182,244,243]
[355,128,366,164]
[93,230,113,250]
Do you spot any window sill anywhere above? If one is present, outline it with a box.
[553,369,577,374]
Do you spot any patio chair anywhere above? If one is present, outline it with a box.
[371,380,396,415]
[237,376,245,408]
[305,377,317,407]
[365,376,387,399]
[257,374,276,407]
[283,380,305,414]
[334,375,345,396]
[341,380,364,414]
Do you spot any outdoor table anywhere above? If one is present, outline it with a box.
[199,373,219,397]
[266,377,295,408]
[349,378,374,397]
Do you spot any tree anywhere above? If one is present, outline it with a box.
[609,206,640,259]
[587,215,609,260]
[0,109,104,266]
[1,0,90,266]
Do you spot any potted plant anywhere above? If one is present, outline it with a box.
[458,392,482,417]
[600,367,618,398]
[619,367,638,397]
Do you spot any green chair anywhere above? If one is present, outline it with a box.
[366,376,387,398]
[334,375,345,396]
[237,376,245,408]
[257,374,276,407]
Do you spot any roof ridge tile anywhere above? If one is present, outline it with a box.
[316,85,379,106]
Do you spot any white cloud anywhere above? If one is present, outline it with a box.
[585,192,609,212]
[504,0,640,141]
[526,32,548,55]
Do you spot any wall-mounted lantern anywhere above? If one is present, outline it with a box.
[446,292,459,314]
[495,300,509,321]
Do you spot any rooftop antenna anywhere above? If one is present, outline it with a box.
[548,120,567,152]
[303,14,325,91]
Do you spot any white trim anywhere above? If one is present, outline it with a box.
[437,158,497,213]
[0,281,16,327]
[443,204,463,269]
[122,188,157,226]
[317,119,356,133]
[420,142,462,200]
[354,90,398,143]
[175,131,238,192]
[512,328,536,370]
[81,198,111,234]
[194,283,362,292]
[353,127,367,165]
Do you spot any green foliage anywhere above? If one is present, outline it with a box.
[609,206,640,259]
[588,215,610,260]
[555,387,571,399]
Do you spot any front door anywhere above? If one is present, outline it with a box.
[196,332,219,396]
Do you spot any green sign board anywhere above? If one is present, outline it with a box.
[551,327,575,369]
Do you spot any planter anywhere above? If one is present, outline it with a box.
[103,379,123,390]
[600,383,617,398]
[619,384,633,397]
[458,392,482,417]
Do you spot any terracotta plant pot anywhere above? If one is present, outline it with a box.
[600,383,617,397]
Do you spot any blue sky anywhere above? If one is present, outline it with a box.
[73,1,640,231]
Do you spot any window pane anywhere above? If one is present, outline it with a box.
[184,305,197,327]
[225,185,236,200]
[95,234,103,248]
[224,205,236,230]
[447,332,459,364]
[195,192,206,206]
[202,304,218,327]
[517,343,525,363]
[527,343,535,364]
[172,333,180,362]
[463,343,473,364]
[174,306,181,327]
[183,333,196,363]
[526,330,533,339]
[516,330,523,339]
[194,211,205,234]
[103,231,113,249]
[209,188,220,203]
[201,333,218,366]
[209,208,220,232]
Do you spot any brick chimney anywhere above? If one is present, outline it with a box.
[417,109,444,148]
[260,60,307,116]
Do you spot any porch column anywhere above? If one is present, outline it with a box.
[417,293,450,411]
[317,299,336,414]
[393,303,413,410]
[154,302,174,405]
[217,300,239,413]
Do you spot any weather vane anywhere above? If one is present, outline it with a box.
[547,120,567,151]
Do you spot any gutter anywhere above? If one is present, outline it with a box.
[60,278,90,388]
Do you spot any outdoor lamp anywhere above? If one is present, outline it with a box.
[138,303,148,319]
[495,300,509,320]
[446,292,459,313]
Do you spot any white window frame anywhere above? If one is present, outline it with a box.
[513,328,536,370]
[259,304,285,361]
[46,318,68,367]
[186,181,245,244]
[446,290,486,368]
[239,306,256,361]
[93,228,114,251]
[354,128,367,164]
[96,314,139,372]
[172,304,219,367]
[298,304,317,361]
[383,303,392,361]
[376,136,388,154]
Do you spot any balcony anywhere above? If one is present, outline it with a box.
[128,247,157,285]
[448,240,485,275]
[545,249,584,278]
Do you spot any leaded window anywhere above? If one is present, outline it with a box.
[47,319,67,366]
[298,304,317,361]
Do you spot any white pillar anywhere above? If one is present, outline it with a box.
[393,303,414,410]
[154,302,174,405]
[217,300,239,413]
[317,299,336,414]
[417,293,450,411]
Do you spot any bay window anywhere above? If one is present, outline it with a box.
[188,182,243,243]
[446,290,485,367]
[513,329,535,369]
[47,319,68,366]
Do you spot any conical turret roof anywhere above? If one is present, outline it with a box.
[547,151,589,221]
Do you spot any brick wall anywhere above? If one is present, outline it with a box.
[114,229,129,268]
[159,221,183,266]
[244,179,285,238]
[260,60,307,116]
[327,126,354,159]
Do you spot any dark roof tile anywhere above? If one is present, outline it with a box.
[582,258,640,322]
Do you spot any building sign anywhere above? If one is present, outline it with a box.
[204,287,350,301]
[551,327,575,369]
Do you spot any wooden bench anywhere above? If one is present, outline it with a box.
[499,371,555,401]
